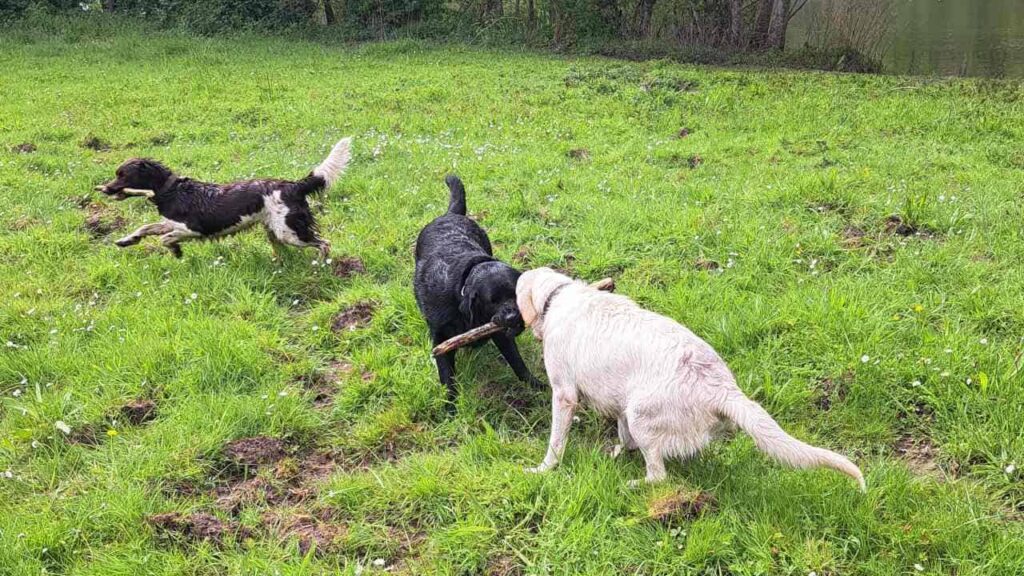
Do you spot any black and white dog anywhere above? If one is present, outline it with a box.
[96,138,351,259]
[414,175,541,404]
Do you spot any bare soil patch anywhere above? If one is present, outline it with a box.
[485,554,524,576]
[261,509,347,555]
[331,302,376,333]
[12,142,36,153]
[648,488,716,523]
[894,436,941,478]
[82,203,126,238]
[80,134,111,152]
[693,258,720,271]
[222,436,286,470]
[149,512,248,545]
[120,399,157,425]
[332,256,366,279]
[567,148,590,161]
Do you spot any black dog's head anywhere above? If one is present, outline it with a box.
[461,262,525,335]
[97,158,173,201]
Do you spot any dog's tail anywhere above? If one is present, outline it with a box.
[716,388,866,492]
[445,175,467,215]
[299,137,352,196]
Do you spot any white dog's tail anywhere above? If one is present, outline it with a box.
[307,137,352,192]
[717,389,866,491]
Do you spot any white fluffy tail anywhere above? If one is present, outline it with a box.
[313,137,352,188]
[717,389,866,491]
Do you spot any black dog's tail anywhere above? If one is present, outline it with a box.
[296,137,352,197]
[446,175,467,215]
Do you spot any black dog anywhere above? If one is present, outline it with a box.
[96,138,351,259]
[414,175,541,403]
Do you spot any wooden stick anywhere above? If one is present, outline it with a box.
[431,277,615,357]
[94,186,155,198]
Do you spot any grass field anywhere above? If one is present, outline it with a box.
[2,16,1024,575]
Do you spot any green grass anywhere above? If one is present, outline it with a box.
[2,17,1024,576]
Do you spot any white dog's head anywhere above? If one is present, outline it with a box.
[516,267,573,339]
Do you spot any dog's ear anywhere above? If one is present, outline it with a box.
[516,270,539,327]
[459,287,477,324]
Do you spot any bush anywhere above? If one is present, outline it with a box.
[108,0,317,33]
[344,0,444,38]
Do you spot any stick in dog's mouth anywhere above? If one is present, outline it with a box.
[94,185,155,200]
[431,277,616,357]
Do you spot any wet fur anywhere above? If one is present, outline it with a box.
[99,138,351,259]
[413,175,541,404]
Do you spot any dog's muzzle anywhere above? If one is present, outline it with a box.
[492,307,526,336]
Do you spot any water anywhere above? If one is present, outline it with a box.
[788,0,1024,78]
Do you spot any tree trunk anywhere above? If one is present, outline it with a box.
[752,0,773,48]
[767,0,790,49]
[728,0,742,46]
[595,0,621,36]
[633,0,657,39]
[526,0,536,30]
[323,0,336,25]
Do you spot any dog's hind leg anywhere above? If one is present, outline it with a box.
[629,445,667,487]
[116,221,173,247]
[611,415,637,459]
[491,333,543,388]
[264,228,283,260]
[159,229,197,259]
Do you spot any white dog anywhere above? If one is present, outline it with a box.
[516,267,865,490]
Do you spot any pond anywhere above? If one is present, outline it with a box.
[788,0,1024,78]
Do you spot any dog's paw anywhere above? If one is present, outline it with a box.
[525,464,551,474]
[610,444,624,459]
[114,237,139,247]
[626,479,644,489]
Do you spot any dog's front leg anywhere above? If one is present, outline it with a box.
[433,350,458,407]
[528,384,578,474]
[115,221,173,247]
[491,333,543,388]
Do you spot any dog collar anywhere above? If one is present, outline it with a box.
[156,175,178,197]
[540,282,572,318]
[458,256,496,296]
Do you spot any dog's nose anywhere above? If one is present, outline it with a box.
[495,309,523,328]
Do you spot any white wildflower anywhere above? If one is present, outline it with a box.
[1006,464,1016,474]
[55,421,71,435]
[860,355,870,363]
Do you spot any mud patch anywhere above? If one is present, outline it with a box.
[297,362,352,408]
[894,436,941,478]
[331,302,376,333]
[68,424,104,447]
[149,512,247,545]
[815,371,852,411]
[331,256,366,279]
[677,127,691,139]
[883,215,936,238]
[82,203,126,238]
[214,477,282,513]
[567,148,590,161]
[222,436,286,470]
[648,489,716,523]
[693,258,720,271]
[485,554,524,576]
[120,399,157,425]
[262,510,346,555]
[80,134,112,152]
[688,154,703,169]
[512,245,532,265]
[12,142,36,153]
[840,225,866,248]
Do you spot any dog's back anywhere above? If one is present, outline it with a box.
[414,176,492,262]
